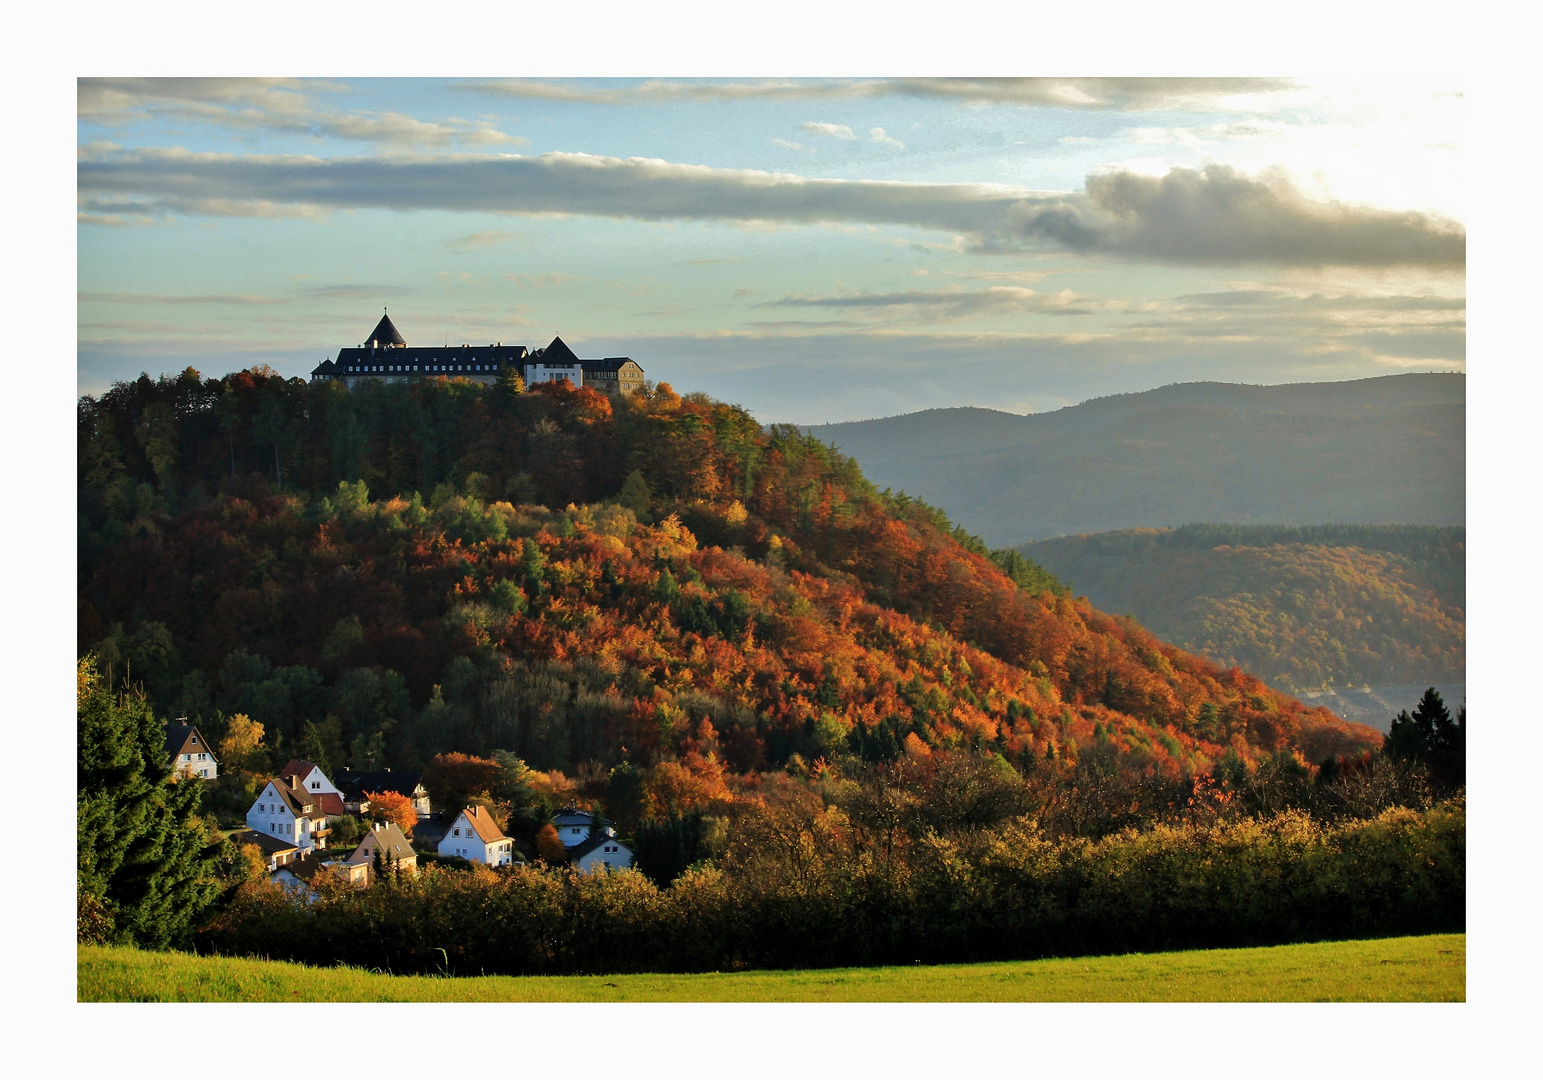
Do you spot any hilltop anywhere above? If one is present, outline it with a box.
[78,368,1378,785]
[1018,524,1465,695]
[806,373,1465,546]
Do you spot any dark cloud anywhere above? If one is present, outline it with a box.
[467,78,1293,111]
[78,148,1464,268]
[303,284,416,300]
[78,291,283,305]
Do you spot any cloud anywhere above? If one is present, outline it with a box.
[78,78,526,150]
[770,138,812,152]
[303,284,415,300]
[801,121,858,141]
[467,78,1295,112]
[78,291,283,305]
[767,285,1122,322]
[869,127,905,149]
[447,229,513,251]
[78,147,1465,268]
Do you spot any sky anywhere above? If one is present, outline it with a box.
[77,77,1465,423]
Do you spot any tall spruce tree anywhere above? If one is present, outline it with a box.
[1385,687,1465,789]
[77,656,224,948]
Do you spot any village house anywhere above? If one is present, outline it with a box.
[347,821,418,879]
[439,806,516,866]
[276,759,349,822]
[164,722,218,780]
[272,853,367,899]
[552,803,635,873]
[309,313,644,398]
[232,829,303,871]
[246,776,331,852]
[334,768,431,819]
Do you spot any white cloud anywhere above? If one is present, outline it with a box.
[78,78,527,151]
[869,127,905,149]
[468,78,1297,112]
[801,121,858,141]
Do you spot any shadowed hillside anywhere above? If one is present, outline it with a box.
[1019,524,1465,694]
[806,373,1464,546]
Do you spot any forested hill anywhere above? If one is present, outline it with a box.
[1019,524,1465,693]
[78,367,1378,786]
[805,373,1465,546]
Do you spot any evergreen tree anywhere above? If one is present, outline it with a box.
[1384,687,1465,790]
[295,719,331,776]
[617,468,653,524]
[77,655,224,948]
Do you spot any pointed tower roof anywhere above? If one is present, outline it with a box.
[541,335,580,365]
[367,310,406,347]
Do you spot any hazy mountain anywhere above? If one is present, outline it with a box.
[1018,524,1465,696]
[805,373,1464,547]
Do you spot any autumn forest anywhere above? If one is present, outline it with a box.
[77,366,1463,971]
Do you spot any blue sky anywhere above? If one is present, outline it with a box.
[77,78,1464,422]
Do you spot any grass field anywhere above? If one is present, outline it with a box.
[79,934,1464,1002]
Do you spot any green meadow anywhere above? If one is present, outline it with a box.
[80,933,1464,1002]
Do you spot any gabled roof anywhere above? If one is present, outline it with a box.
[164,723,216,763]
[348,822,415,864]
[367,311,406,347]
[459,805,507,844]
[278,759,319,785]
[539,335,581,366]
[568,833,631,861]
[267,778,326,820]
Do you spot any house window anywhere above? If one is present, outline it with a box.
[270,824,275,832]
[453,828,460,836]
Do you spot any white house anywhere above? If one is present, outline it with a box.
[552,803,603,847]
[164,723,218,780]
[277,759,349,821]
[273,855,364,900]
[335,769,431,819]
[347,821,418,879]
[246,777,331,852]
[438,806,515,866]
[568,833,635,874]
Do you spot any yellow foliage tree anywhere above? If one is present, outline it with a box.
[219,713,266,773]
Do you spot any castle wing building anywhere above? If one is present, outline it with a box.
[311,315,643,397]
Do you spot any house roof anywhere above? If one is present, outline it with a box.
[568,833,631,861]
[552,803,610,828]
[278,759,319,785]
[367,311,407,347]
[335,769,426,802]
[348,822,415,864]
[461,805,507,844]
[268,778,326,820]
[539,335,581,366]
[578,357,638,374]
[316,792,348,817]
[164,723,217,764]
[231,830,301,857]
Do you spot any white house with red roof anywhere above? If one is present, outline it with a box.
[438,806,515,866]
[276,759,349,821]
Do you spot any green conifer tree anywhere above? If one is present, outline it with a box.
[77,656,224,948]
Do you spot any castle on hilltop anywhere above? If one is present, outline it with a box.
[310,311,645,397]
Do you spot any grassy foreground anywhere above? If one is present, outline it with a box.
[80,934,1463,1002]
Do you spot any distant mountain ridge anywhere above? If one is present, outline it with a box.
[806,373,1464,546]
[1018,524,1465,695]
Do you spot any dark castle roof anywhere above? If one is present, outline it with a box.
[537,336,581,366]
[367,311,406,347]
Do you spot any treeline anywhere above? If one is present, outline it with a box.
[200,796,1464,976]
[1019,525,1465,691]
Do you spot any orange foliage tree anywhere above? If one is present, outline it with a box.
[534,822,568,864]
[366,790,416,838]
